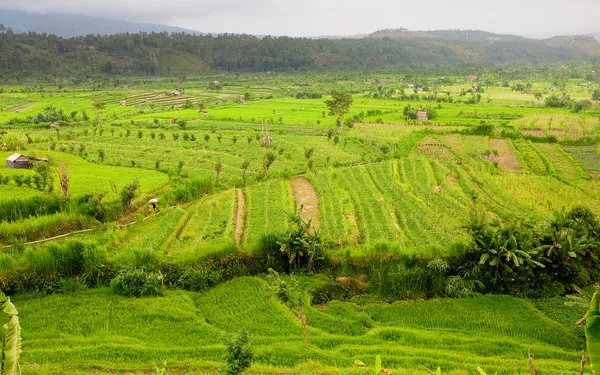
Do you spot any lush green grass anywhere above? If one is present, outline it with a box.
[12,278,585,375]
[336,166,405,246]
[535,143,585,181]
[0,77,598,375]
[242,179,295,250]
[0,150,169,201]
[0,184,42,201]
[166,190,237,260]
[563,146,600,177]
[512,139,548,175]
[116,208,188,263]
[308,170,355,244]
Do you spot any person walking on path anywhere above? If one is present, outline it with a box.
[149,198,159,214]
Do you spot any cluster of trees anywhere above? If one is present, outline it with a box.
[457,207,600,298]
[403,104,438,120]
[1,30,599,76]
[545,93,595,113]
[0,162,53,193]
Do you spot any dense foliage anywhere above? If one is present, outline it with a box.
[1,30,599,77]
[110,269,164,297]
[222,329,253,375]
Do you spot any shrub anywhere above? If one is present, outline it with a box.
[110,269,163,297]
[222,328,253,375]
[120,178,140,207]
[310,282,347,305]
[165,177,213,203]
[274,214,324,272]
[177,269,221,291]
[71,193,107,221]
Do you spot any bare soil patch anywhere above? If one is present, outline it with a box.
[290,178,320,230]
[521,129,546,137]
[5,102,33,112]
[489,139,522,171]
[235,189,245,244]
[418,137,459,162]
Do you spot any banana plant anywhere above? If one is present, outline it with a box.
[0,293,21,375]
[586,292,600,371]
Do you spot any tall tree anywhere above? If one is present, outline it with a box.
[92,102,106,124]
[325,91,353,128]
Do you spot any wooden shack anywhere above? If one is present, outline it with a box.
[6,153,30,169]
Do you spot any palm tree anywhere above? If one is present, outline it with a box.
[478,227,544,280]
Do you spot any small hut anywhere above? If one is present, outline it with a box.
[417,111,428,121]
[6,153,30,169]
[200,108,208,114]
[50,122,60,129]
[237,99,247,105]
[170,90,181,97]
[120,100,127,106]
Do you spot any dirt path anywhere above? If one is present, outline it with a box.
[489,139,523,171]
[235,189,245,244]
[290,178,320,230]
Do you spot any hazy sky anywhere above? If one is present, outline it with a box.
[1,0,598,37]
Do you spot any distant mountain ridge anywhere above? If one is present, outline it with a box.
[1,11,600,76]
[0,10,207,37]
[0,10,598,43]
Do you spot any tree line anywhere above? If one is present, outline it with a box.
[1,29,599,76]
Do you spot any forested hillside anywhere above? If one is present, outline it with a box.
[1,28,600,77]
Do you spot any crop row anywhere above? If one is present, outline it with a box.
[535,143,584,181]
[242,179,295,250]
[512,139,548,175]
[563,146,600,176]
[170,190,237,259]
[308,171,352,243]
[336,167,404,246]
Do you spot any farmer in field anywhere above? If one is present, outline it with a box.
[149,198,159,214]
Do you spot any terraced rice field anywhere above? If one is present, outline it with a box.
[167,190,237,259]
[13,277,586,375]
[123,91,200,107]
[512,114,598,140]
[336,166,405,246]
[309,171,354,244]
[563,146,600,178]
[242,179,295,250]
[0,150,169,200]
[417,136,459,162]
[512,139,547,175]
[535,143,584,181]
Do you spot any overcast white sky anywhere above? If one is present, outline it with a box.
[1,0,598,37]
